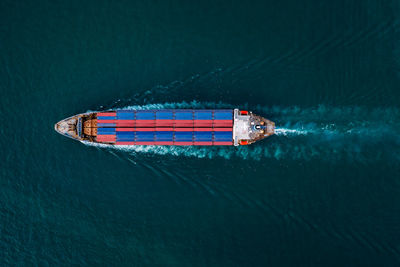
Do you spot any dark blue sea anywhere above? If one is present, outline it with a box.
[1,0,400,266]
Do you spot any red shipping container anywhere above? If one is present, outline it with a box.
[174,120,193,127]
[174,142,193,146]
[174,128,194,132]
[194,122,213,127]
[193,141,213,146]
[213,141,233,145]
[153,141,174,145]
[116,120,135,127]
[97,112,116,117]
[135,128,155,131]
[213,128,233,132]
[155,120,174,127]
[97,135,116,143]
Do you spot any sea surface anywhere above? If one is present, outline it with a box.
[1,0,400,266]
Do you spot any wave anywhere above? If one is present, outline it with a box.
[275,128,310,136]
[113,100,234,111]
[85,102,400,163]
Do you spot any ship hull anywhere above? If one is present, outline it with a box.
[55,109,274,146]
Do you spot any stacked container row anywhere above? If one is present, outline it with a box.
[96,109,233,146]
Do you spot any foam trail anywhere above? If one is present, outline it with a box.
[275,128,310,136]
[87,100,234,113]
[118,100,233,111]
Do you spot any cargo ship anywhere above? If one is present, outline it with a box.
[54,109,275,146]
